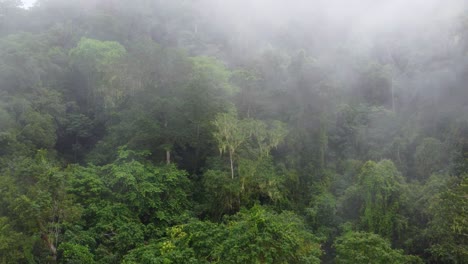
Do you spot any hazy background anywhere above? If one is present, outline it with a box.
[21,0,36,8]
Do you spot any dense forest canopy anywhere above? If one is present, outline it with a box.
[0,0,467,263]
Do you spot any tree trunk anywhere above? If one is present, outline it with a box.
[164,119,171,165]
[41,233,57,262]
[166,149,171,165]
[229,150,234,179]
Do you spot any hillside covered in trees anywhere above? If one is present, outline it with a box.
[0,0,467,263]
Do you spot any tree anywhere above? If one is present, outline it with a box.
[213,205,322,263]
[213,108,288,179]
[202,169,241,219]
[212,108,250,179]
[248,119,288,157]
[414,137,445,180]
[0,217,27,263]
[334,231,421,264]
[1,1,468,263]
[0,151,81,261]
[58,243,95,264]
[101,147,192,227]
[346,160,407,239]
[427,176,468,263]
[361,160,407,238]
[69,38,126,110]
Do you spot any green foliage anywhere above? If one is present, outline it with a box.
[356,160,407,238]
[125,220,226,264]
[248,119,289,157]
[306,191,337,238]
[58,242,95,264]
[19,110,57,149]
[213,205,322,263]
[69,38,126,108]
[0,150,82,261]
[1,1,467,263]
[212,107,287,178]
[415,137,446,179]
[334,231,422,264]
[428,176,468,263]
[190,56,236,95]
[125,207,322,264]
[69,38,126,74]
[202,169,241,219]
[0,217,27,263]
[237,157,285,205]
[102,153,192,226]
[358,63,392,107]
[212,108,250,178]
[122,225,202,264]
[0,33,67,92]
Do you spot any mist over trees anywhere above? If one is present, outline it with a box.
[0,0,467,263]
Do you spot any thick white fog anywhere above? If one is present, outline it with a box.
[199,0,466,39]
[21,0,36,8]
